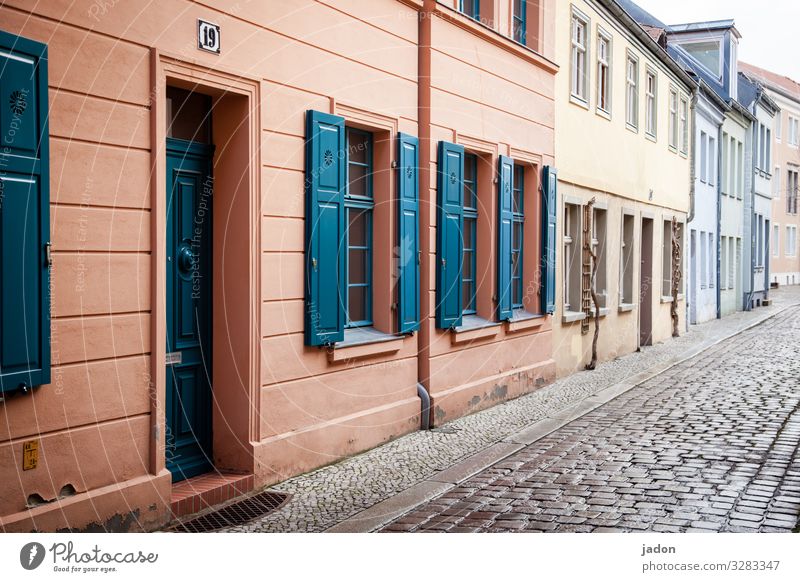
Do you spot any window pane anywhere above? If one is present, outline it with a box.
[349,248,367,285]
[348,286,366,323]
[348,209,368,247]
[681,41,721,76]
[347,130,369,164]
[348,163,368,197]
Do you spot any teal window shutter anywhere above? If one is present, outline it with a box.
[0,30,50,394]
[436,141,464,329]
[542,165,558,315]
[496,156,515,321]
[397,133,420,334]
[304,110,346,346]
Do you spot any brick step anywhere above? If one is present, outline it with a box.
[171,472,254,518]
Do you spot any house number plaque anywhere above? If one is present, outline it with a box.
[197,19,221,54]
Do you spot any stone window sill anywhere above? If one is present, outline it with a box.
[660,296,674,303]
[618,303,636,313]
[506,310,546,333]
[588,307,610,318]
[328,327,405,363]
[562,310,586,324]
[451,315,501,344]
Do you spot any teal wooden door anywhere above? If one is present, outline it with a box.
[165,138,214,482]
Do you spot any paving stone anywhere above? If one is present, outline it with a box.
[219,294,800,533]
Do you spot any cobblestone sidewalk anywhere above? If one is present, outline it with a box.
[223,288,800,532]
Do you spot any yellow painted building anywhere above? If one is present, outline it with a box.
[553,0,695,376]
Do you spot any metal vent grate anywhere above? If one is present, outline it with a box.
[173,491,290,533]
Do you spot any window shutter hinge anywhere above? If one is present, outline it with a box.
[45,242,52,268]
[391,160,398,169]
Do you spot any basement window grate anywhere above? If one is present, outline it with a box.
[172,491,290,533]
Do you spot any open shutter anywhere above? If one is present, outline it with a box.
[397,133,420,334]
[436,141,464,329]
[496,155,515,321]
[542,165,558,315]
[0,31,50,393]
[304,110,346,346]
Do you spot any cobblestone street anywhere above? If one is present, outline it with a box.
[381,306,800,533]
[214,289,800,533]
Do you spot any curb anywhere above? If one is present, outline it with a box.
[325,301,800,533]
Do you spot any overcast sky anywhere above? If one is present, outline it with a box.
[632,0,800,81]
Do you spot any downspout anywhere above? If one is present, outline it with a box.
[716,122,723,319]
[686,91,698,333]
[745,108,757,311]
[416,0,434,430]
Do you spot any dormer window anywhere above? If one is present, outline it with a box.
[678,39,722,78]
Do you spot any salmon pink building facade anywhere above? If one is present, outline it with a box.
[0,0,558,532]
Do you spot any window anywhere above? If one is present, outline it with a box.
[766,129,772,171]
[758,124,766,170]
[626,53,638,128]
[679,39,721,77]
[571,11,589,102]
[592,208,608,307]
[787,226,798,257]
[345,127,374,328]
[721,132,729,194]
[668,89,678,149]
[773,166,781,199]
[756,215,764,267]
[728,237,735,289]
[708,136,716,187]
[462,153,478,315]
[564,203,581,311]
[707,232,714,289]
[597,32,611,114]
[621,214,635,305]
[773,224,780,258]
[700,132,708,183]
[662,220,673,297]
[729,135,736,196]
[645,69,657,138]
[700,230,707,289]
[679,96,689,154]
[513,0,527,45]
[776,112,782,142]
[736,141,744,198]
[789,116,800,146]
[788,169,799,215]
[512,164,525,308]
[720,236,728,290]
[460,0,480,21]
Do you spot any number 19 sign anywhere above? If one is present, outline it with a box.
[198,19,221,54]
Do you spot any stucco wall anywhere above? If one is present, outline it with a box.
[768,91,800,286]
[422,2,558,425]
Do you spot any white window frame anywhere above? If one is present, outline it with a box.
[668,88,678,150]
[773,165,781,199]
[700,131,708,184]
[679,96,689,155]
[625,51,639,130]
[596,28,612,116]
[645,67,657,139]
[708,135,716,187]
[571,8,590,105]
[773,223,781,258]
[776,111,782,142]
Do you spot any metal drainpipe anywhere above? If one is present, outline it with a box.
[716,122,723,319]
[745,109,757,311]
[417,383,430,431]
[687,92,699,332]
